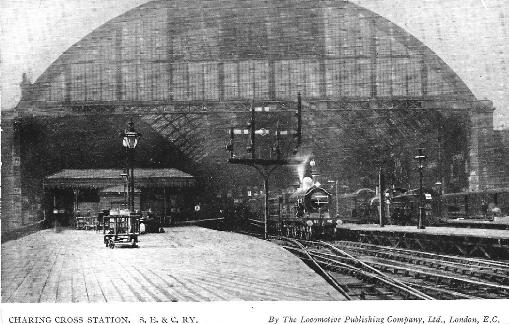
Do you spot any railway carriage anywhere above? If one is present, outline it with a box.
[389,188,441,225]
[440,190,509,230]
[337,186,443,226]
[442,190,509,220]
[337,188,376,223]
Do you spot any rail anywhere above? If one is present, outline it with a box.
[236,228,509,299]
[328,241,509,298]
[174,217,225,225]
[315,240,434,300]
[332,241,509,279]
[278,237,433,300]
[279,237,352,300]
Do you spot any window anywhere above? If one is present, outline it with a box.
[203,62,219,100]
[121,21,140,60]
[273,9,321,57]
[392,58,408,96]
[153,63,170,100]
[172,62,187,100]
[223,62,239,99]
[121,63,138,100]
[71,63,86,101]
[376,57,392,97]
[139,12,167,61]
[407,56,422,96]
[173,27,219,61]
[275,60,319,99]
[101,65,116,101]
[48,73,65,102]
[325,59,341,97]
[188,62,203,100]
[239,60,269,99]
[86,63,101,101]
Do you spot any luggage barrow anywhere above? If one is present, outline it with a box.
[103,214,141,248]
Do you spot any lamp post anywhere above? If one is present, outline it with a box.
[120,170,128,209]
[414,148,427,229]
[309,158,316,181]
[309,159,320,186]
[122,120,141,213]
[435,181,443,219]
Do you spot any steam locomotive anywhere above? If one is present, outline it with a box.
[242,181,509,233]
[281,185,337,239]
[244,185,338,239]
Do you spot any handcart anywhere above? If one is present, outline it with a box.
[103,209,141,248]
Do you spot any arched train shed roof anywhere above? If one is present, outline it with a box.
[18,0,483,162]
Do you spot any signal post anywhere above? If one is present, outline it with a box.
[226,93,303,239]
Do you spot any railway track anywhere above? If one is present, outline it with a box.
[277,237,434,300]
[331,241,509,285]
[274,237,509,300]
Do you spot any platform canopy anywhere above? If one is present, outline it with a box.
[44,169,195,189]
[100,185,141,194]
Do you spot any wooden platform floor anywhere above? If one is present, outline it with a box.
[337,224,509,239]
[1,226,345,302]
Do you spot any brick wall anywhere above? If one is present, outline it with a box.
[1,111,24,231]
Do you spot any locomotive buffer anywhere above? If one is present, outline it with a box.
[226,94,303,239]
